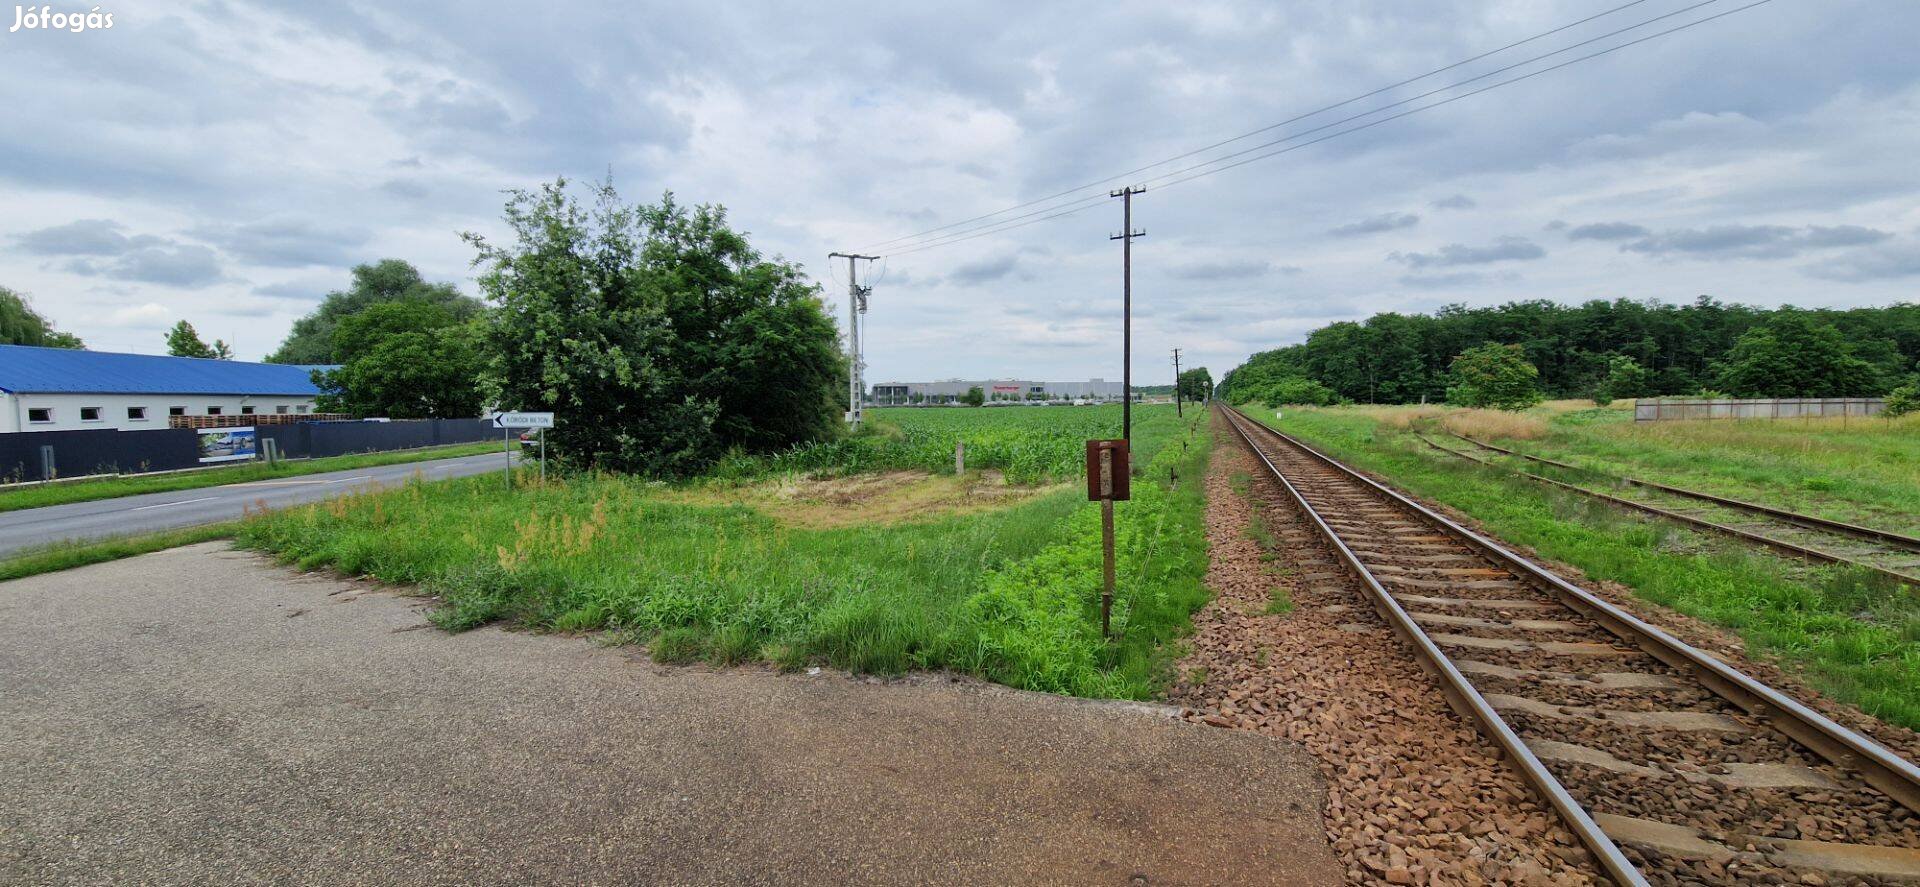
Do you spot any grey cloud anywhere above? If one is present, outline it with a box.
[1430,194,1475,211]
[380,179,432,200]
[253,281,323,301]
[1802,240,1920,282]
[189,218,372,268]
[17,218,226,287]
[1174,259,1282,280]
[1391,237,1545,269]
[1399,270,1524,289]
[1566,222,1650,241]
[14,219,159,256]
[1329,212,1419,237]
[1621,224,1891,260]
[948,255,1020,286]
[66,244,225,288]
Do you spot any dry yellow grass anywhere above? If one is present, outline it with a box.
[1284,404,1548,440]
[1440,409,1548,440]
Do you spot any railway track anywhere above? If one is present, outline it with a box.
[1220,405,1920,886]
[1419,432,1920,589]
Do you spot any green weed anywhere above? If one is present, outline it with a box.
[235,405,1216,700]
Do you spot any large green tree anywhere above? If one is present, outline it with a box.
[164,320,232,359]
[466,178,845,476]
[267,259,483,365]
[1445,343,1542,411]
[1,287,84,348]
[313,300,485,418]
[1176,367,1213,402]
[1713,311,1885,397]
[1594,354,1654,405]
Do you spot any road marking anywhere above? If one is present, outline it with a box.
[130,496,219,512]
[323,475,374,484]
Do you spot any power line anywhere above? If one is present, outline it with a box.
[858,0,1681,254]
[878,0,1770,258]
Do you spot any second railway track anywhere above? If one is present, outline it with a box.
[1220,405,1920,886]
[1421,431,1920,589]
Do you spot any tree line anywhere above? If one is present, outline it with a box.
[1217,297,1920,407]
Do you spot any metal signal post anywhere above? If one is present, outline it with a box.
[828,252,879,429]
[1110,186,1145,444]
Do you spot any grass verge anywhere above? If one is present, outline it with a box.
[1258,406,1920,730]
[0,441,503,513]
[237,405,1215,699]
[0,522,241,582]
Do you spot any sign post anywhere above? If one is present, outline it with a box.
[491,412,556,490]
[1085,439,1131,639]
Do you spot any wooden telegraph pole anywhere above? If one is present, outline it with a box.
[1110,186,1145,444]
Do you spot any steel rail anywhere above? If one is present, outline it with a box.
[1237,408,1920,817]
[1451,432,1920,553]
[1219,408,1649,886]
[1417,434,1920,588]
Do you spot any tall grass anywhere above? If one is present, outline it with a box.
[709,405,1132,485]
[1527,412,1920,534]
[236,405,1213,698]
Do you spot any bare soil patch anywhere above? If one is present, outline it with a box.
[665,469,1060,528]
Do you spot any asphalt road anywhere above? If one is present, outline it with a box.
[0,451,512,557]
[0,544,1340,885]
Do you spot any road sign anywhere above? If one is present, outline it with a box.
[492,411,555,429]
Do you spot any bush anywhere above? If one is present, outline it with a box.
[1445,343,1543,411]
[1885,380,1920,418]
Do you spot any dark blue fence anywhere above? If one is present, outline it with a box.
[0,418,496,483]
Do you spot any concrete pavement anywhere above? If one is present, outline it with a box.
[0,451,510,557]
[0,543,1341,886]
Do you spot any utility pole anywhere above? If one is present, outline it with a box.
[1110,186,1145,444]
[1171,347,1183,418]
[828,252,879,429]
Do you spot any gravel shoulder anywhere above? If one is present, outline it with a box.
[0,542,1339,886]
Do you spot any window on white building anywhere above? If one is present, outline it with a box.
[241,406,255,415]
[276,405,289,414]
[207,406,222,416]
[27,407,52,423]
[80,407,103,422]
[127,406,148,421]
[169,406,186,416]
[296,404,309,414]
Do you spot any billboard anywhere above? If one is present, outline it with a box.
[197,426,257,463]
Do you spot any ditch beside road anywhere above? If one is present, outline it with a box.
[0,543,1340,886]
[0,451,511,557]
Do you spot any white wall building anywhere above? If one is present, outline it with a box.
[0,345,327,433]
[868,378,1128,405]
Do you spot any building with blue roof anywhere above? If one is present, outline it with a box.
[0,345,332,432]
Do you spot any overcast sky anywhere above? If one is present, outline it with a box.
[3,1,1916,383]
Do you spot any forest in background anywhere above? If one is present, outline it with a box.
[1217,297,1920,405]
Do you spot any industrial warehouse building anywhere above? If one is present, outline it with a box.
[0,345,328,433]
[868,378,1127,405]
